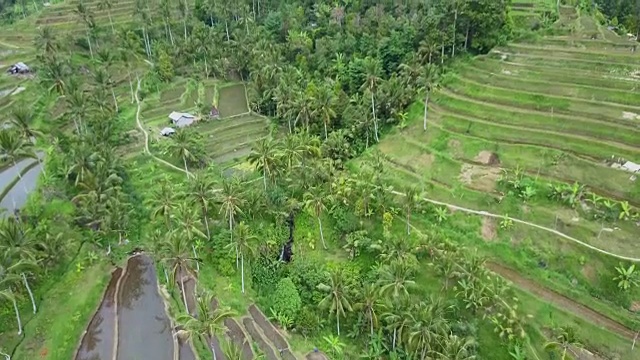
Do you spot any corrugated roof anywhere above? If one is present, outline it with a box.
[622,161,640,173]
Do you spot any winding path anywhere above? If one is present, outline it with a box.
[132,79,640,263]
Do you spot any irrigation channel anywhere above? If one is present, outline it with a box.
[0,153,45,216]
[75,254,196,360]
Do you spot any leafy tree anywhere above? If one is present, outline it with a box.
[157,49,175,81]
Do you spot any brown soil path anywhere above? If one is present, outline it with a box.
[487,262,636,340]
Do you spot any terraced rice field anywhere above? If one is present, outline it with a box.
[140,80,268,165]
[354,10,640,345]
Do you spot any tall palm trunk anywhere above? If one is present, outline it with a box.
[452,8,458,58]
[225,21,230,41]
[11,290,22,335]
[183,157,189,177]
[406,211,411,235]
[111,88,119,113]
[240,252,245,293]
[108,11,115,34]
[230,216,237,269]
[336,312,340,336]
[128,71,135,103]
[192,245,200,272]
[423,91,429,131]
[323,119,328,140]
[202,205,211,240]
[183,20,187,40]
[371,91,379,142]
[318,217,327,249]
[21,273,36,314]
[262,167,267,190]
[392,328,397,349]
[87,30,94,59]
[181,277,189,314]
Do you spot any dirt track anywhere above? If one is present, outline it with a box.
[487,262,637,340]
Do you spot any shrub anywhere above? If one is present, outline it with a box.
[271,278,302,322]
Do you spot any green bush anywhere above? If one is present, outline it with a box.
[271,278,302,322]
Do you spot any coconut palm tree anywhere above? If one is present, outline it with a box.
[147,177,181,229]
[217,177,245,269]
[97,0,115,34]
[157,231,199,314]
[0,270,22,335]
[0,218,40,314]
[311,84,336,140]
[402,186,421,235]
[360,56,382,142]
[34,26,58,55]
[9,108,43,143]
[165,129,202,176]
[434,334,477,360]
[378,260,416,299]
[188,174,215,240]
[382,295,411,350]
[318,268,353,336]
[303,186,330,250]
[417,63,437,131]
[178,292,234,360]
[248,137,280,190]
[407,297,452,360]
[75,0,96,59]
[0,130,36,190]
[355,283,382,336]
[225,222,256,294]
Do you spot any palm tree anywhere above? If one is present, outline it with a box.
[147,178,180,229]
[418,64,437,131]
[355,283,382,336]
[0,270,22,335]
[0,219,40,314]
[174,201,206,272]
[97,0,115,34]
[217,177,245,269]
[165,129,201,176]
[435,334,477,360]
[318,268,353,336]
[382,296,411,350]
[178,292,234,360]
[34,26,58,55]
[9,108,43,143]
[378,260,416,299]
[188,174,214,240]
[303,186,330,250]
[402,186,420,235]
[0,130,36,191]
[93,66,118,113]
[248,137,280,190]
[407,297,452,360]
[225,222,256,294]
[75,0,96,59]
[157,232,199,314]
[360,56,382,142]
[544,326,581,360]
[221,340,243,360]
[311,83,336,140]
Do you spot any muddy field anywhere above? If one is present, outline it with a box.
[242,317,278,360]
[224,318,254,360]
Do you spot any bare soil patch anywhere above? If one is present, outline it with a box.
[459,163,501,192]
[629,301,640,312]
[474,151,500,166]
[622,111,640,120]
[448,139,463,157]
[581,264,597,283]
[481,217,497,241]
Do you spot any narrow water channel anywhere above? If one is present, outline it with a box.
[116,254,174,360]
[75,268,122,360]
